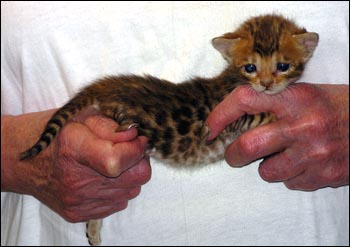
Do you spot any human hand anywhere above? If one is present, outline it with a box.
[1,109,151,222]
[206,83,349,191]
[48,112,151,222]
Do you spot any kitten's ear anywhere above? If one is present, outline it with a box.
[293,32,319,62]
[212,37,240,62]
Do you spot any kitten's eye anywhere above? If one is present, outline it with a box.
[277,63,290,72]
[243,64,257,73]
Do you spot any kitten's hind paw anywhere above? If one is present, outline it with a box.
[87,219,102,246]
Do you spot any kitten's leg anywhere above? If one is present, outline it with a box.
[86,219,102,246]
[237,112,277,132]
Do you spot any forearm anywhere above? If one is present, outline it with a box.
[1,109,56,194]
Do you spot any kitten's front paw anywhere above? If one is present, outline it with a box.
[202,124,213,144]
[115,123,139,132]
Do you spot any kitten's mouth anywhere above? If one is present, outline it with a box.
[253,84,286,95]
[265,84,288,94]
[264,89,282,95]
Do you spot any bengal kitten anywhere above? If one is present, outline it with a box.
[20,14,318,245]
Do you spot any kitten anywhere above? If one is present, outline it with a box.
[20,14,318,245]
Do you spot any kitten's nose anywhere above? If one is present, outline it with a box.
[261,79,273,88]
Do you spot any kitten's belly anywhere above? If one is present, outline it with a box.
[148,133,236,167]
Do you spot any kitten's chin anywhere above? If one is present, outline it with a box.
[266,81,293,94]
[252,84,287,95]
[251,84,267,94]
[264,88,284,95]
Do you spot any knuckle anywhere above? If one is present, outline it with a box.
[116,201,128,212]
[103,155,122,177]
[127,187,141,199]
[136,162,152,185]
[125,162,152,186]
[283,112,330,141]
[310,144,333,162]
[236,135,259,157]
[62,210,81,223]
[284,181,298,190]
[235,85,257,107]
[135,172,150,185]
[307,113,329,133]
[103,140,146,178]
[320,164,347,185]
[304,112,331,135]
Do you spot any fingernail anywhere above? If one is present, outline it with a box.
[203,124,213,145]
[128,123,139,129]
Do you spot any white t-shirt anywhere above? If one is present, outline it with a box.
[1,2,349,246]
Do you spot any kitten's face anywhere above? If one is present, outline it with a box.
[212,15,319,94]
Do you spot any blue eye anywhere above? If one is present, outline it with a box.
[244,64,257,73]
[277,63,290,72]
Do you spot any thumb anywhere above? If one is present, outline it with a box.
[71,105,139,143]
[83,115,138,143]
[61,122,147,177]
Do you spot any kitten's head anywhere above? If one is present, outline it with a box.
[212,14,319,94]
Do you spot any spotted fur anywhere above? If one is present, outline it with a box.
[19,14,318,245]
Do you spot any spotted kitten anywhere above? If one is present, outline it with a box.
[20,14,318,245]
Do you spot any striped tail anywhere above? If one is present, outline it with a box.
[19,95,94,160]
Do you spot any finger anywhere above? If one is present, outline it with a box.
[87,202,129,221]
[283,162,348,191]
[84,114,138,143]
[63,123,148,177]
[284,170,328,191]
[82,136,148,177]
[225,120,289,167]
[206,85,277,141]
[258,150,305,182]
[102,187,141,202]
[284,175,348,191]
[102,158,152,188]
[206,83,314,141]
[66,202,129,222]
[75,186,142,205]
[283,173,323,191]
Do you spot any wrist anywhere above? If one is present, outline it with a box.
[1,110,56,195]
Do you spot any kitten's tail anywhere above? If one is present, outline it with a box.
[19,94,95,161]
